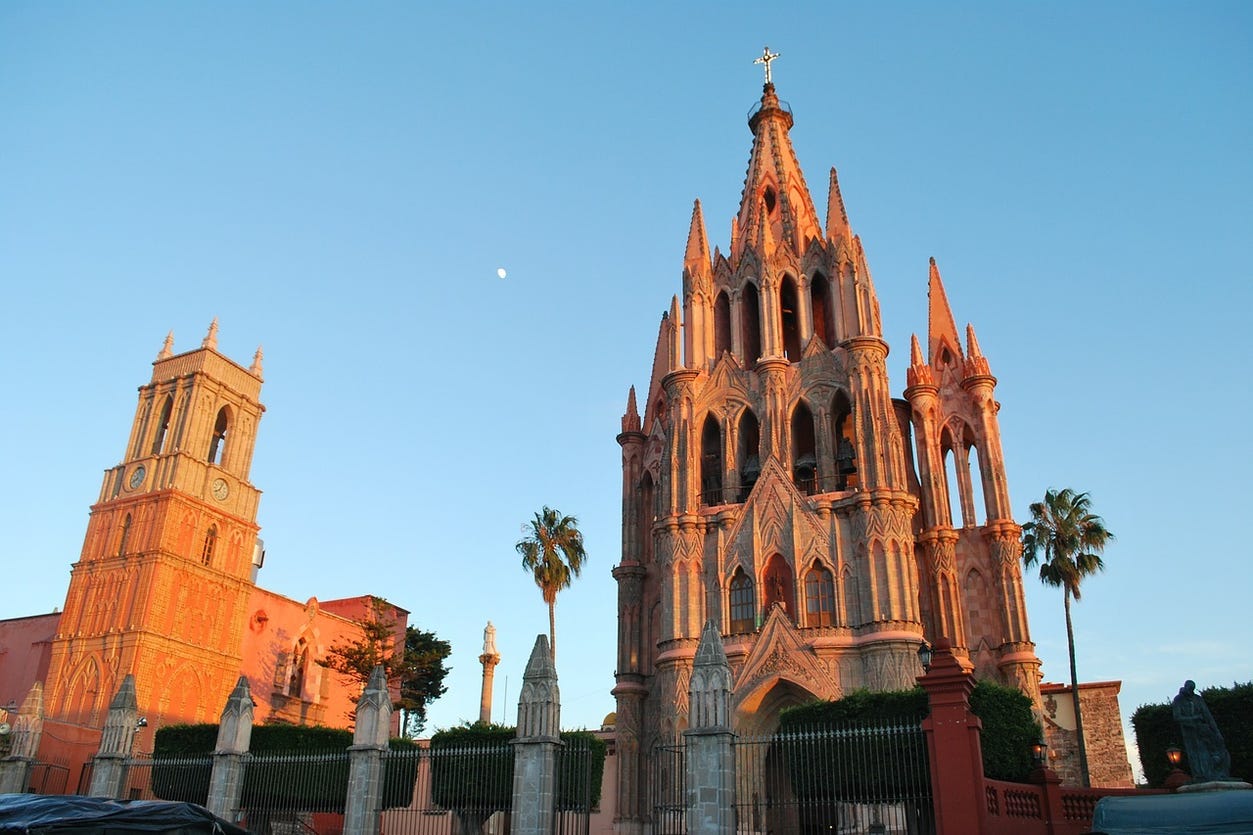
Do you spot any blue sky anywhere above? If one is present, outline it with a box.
[2,3,1250,769]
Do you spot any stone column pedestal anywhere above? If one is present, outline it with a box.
[510,635,561,835]
[343,666,392,835]
[207,676,255,821]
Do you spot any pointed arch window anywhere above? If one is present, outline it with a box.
[805,563,836,627]
[737,409,761,502]
[700,415,723,506]
[831,391,858,491]
[638,471,656,563]
[791,401,817,495]
[713,292,732,357]
[729,569,755,634]
[208,407,230,466]
[117,513,132,557]
[201,524,218,566]
[151,396,173,455]
[289,638,308,699]
[780,275,801,361]
[763,186,777,215]
[966,442,987,525]
[741,283,762,365]
[942,430,961,528]
[810,272,833,348]
[762,554,796,622]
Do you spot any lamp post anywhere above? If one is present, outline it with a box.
[1164,746,1190,790]
[917,640,933,673]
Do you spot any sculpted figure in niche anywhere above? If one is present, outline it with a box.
[1172,679,1231,781]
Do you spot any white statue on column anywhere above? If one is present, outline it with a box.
[479,620,501,724]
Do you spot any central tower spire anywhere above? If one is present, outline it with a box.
[732,73,823,264]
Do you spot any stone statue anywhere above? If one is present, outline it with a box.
[483,621,497,656]
[1172,680,1231,782]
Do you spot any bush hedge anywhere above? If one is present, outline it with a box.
[428,724,607,813]
[1132,681,1252,787]
[778,679,1040,787]
[152,723,419,810]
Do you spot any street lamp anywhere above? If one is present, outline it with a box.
[917,640,933,672]
[1164,745,1190,790]
[1031,739,1048,766]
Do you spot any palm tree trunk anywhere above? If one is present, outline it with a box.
[548,600,557,664]
[1065,588,1090,786]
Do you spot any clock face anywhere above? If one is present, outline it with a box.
[128,466,146,490]
[212,478,230,502]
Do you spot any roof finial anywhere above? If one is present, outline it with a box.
[754,46,780,85]
[202,317,219,350]
[250,345,264,377]
[157,331,175,361]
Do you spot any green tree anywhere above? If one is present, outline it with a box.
[317,596,451,734]
[516,507,587,662]
[1021,487,1114,787]
[397,626,451,737]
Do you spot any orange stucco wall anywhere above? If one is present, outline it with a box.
[0,612,59,710]
[237,589,407,734]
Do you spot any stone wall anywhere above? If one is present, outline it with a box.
[1041,680,1134,787]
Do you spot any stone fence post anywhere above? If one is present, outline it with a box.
[207,676,254,821]
[684,621,736,835]
[343,666,392,835]
[89,674,140,799]
[510,635,561,835]
[918,638,987,835]
[0,682,45,793]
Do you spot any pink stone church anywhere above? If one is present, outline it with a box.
[610,74,1131,823]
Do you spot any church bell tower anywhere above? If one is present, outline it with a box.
[45,321,266,735]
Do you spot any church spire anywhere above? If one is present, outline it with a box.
[622,385,641,434]
[927,258,962,365]
[826,167,850,243]
[732,78,823,264]
[202,318,220,350]
[965,323,983,359]
[684,200,711,274]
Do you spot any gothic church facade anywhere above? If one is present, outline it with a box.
[612,81,1040,825]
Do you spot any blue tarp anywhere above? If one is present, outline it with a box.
[0,793,249,834]
[1090,790,1253,835]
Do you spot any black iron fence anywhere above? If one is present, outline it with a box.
[380,741,511,835]
[236,750,349,835]
[377,738,597,835]
[649,720,933,835]
[552,736,596,835]
[24,762,69,794]
[648,743,686,835]
[736,721,933,834]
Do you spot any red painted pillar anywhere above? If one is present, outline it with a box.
[919,638,988,835]
[1030,765,1066,834]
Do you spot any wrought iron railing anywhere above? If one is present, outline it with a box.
[380,742,512,835]
[648,721,932,835]
[235,750,349,834]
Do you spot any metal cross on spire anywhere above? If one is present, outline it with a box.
[754,46,780,84]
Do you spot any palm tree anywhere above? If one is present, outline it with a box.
[1021,487,1114,788]
[516,506,587,663]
